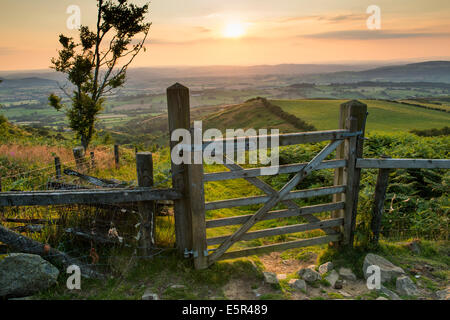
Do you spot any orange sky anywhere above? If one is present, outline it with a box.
[1,0,450,70]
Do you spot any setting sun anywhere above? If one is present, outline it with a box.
[223,22,246,38]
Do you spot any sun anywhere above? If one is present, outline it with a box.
[223,22,246,38]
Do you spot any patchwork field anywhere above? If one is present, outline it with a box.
[272,99,450,132]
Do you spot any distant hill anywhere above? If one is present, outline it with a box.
[0,77,58,88]
[302,61,450,83]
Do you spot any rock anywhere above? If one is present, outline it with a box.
[276,274,287,280]
[288,279,307,291]
[363,253,405,283]
[396,276,419,296]
[339,267,357,281]
[325,270,339,288]
[298,266,320,283]
[378,285,402,300]
[252,289,261,298]
[318,262,334,275]
[263,272,278,285]
[434,287,449,300]
[142,290,159,300]
[170,284,186,289]
[0,253,59,299]
[334,280,343,290]
[338,290,352,297]
[376,297,389,300]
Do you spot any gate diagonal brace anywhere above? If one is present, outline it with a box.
[220,155,337,236]
[207,139,343,265]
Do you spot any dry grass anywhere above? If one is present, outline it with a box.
[0,144,116,171]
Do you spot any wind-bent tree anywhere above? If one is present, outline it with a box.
[49,0,151,150]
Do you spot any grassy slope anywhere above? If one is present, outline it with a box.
[203,99,299,132]
[273,99,450,132]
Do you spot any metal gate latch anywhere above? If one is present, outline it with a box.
[184,248,198,258]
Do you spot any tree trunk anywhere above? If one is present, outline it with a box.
[0,224,104,279]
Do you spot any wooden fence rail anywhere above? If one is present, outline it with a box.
[0,188,181,207]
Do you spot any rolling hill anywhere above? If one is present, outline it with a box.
[273,99,450,132]
[302,61,450,84]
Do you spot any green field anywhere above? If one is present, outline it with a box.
[272,99,450,132]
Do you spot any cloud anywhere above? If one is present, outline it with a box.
[0,47,16,56]
[300,30,450,40]
[194,26,212,33]
[279,13,366,24]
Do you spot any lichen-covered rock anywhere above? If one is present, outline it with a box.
[434,287,449,300]
[377,285,402,300]
[288,279,307,291]
[363,253,405,283]
[298,266,320,283]
[0,253,59,299]
[339,267,357,281]
[318,262,334,275]
[325,270,339,288]
[263,272,278,285]
[396,276,419,297]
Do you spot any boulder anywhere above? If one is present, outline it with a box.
[363,253,405,283]
[288,279,307,291]
[318,262,334,275]
[396,276,419,297]
[376,297,389,300]
[0,253,59,299]
[325,270,339,288]
[339,267,357,281]
[298,266,320,283]
[378,285,402,300]
[263,272,278,285]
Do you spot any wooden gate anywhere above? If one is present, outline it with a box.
[167,83,367,269]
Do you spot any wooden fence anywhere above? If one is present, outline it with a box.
[0,83,449,270]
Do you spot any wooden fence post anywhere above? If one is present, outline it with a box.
[54,157,61,180]
[167,83,193,253]
[332,100,367,246]
[90,152,96,170]
[370,155,391,245]
[73,147,85,171]
[136,152,156,255]
[187,126,208,269]
[114,145,120,168]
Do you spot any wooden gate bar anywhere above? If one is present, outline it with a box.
[202,129,357,151]
[207,139,343,265]
[332,100,367,246]
[356,158,450,169]
[216,234,341,261]
[206,218,344,246]
[187,134,208,269]
[205,201,345,228]
[205,185,346,210]
[203,160,346,182]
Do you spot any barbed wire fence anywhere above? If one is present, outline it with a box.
[0,149,177,278]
